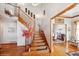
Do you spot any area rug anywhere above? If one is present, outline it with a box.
[67,51,79,56]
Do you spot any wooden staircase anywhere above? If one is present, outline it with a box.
[30,31,49,53]
[22,31,50,56]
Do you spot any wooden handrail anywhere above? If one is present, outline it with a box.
[7,3,33,20]
[18,16,29,28]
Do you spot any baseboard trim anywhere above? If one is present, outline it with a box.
[0,41,17,44]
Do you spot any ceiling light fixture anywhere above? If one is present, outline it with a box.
[32,3,39,7]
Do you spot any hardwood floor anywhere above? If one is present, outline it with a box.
[0,42,79,56]
[0,44,79,56]
[68,43,79,52]
[0,43,26,56]
[0,32,79,56]
[50,43,66,56]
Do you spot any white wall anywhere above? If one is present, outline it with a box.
[64,18,72,41]
[18,3,70,47]
[0,3,17,44]
[0,17,17,44]
[17,21,26,46]
[0,20,3,43]
[17,21,33,46]
[71,21,76,41]
[16,3,45,46]
[18,3,45,31]
[41,3,70,47]
[0,3,71,47]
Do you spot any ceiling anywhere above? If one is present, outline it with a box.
[62,3,79,18]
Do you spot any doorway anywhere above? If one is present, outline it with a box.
[53,24,67,44]
[51,21,67,55]
[76,22,79,48]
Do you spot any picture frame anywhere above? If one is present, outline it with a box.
[33,14,35,19]
[31,12,33,17]
[25,8,27,13]
[28,10,30,15]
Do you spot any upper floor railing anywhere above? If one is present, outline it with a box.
[6,3,35,38]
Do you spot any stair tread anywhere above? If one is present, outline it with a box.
[34,37,42,39]
[31,44,46,47]
[33,40,44,42]
[35,33,39,35]
[34,38,42,39]
[35,34,40,36]
[34,35,40,36]
[32,42,45,45]
[32,43,45,45]
[32,41,44,43]
[30,31,49,54]
[30,46,47,50]
[31,49,49,53]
